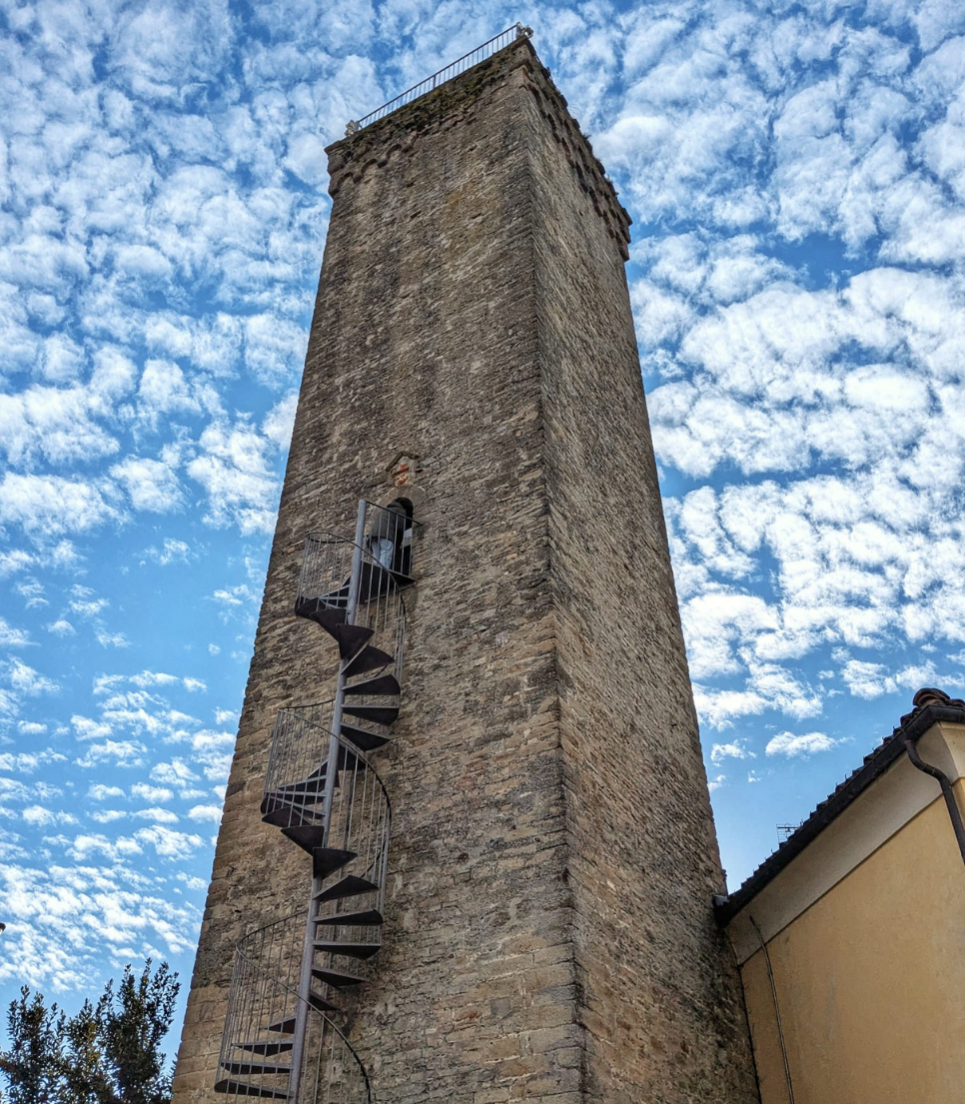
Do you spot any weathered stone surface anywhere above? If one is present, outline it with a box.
[172,36,757,1104]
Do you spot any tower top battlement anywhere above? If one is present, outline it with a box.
[326,33,632,259]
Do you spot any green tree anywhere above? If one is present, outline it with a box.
[58,1000,111,1104]
[0,986,62,1103]
[97,962,178,1104]
[0,961,179,1104]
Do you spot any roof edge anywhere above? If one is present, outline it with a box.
[715,693,965,926]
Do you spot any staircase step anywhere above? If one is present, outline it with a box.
[311,965,364,989]
[280,824,326,853]
[236,1041,293,1056]
[339,723,390,753]
[314,875,379,903]
[266,1016,295,1035]
[307,988,337,1013]
[283,830,359,880]
[334,623,374,662]
[342,703,399,726]
[263,786,325,809]
[342,643,394,679]
[294,598,346,638]
[357,561,395,601]
[344,674,400,697]
[271,768,327,798]
[316,908,384,927]
[214,1078,290,1099]
[261,802,323,830]
[313,847,358,880]
[313,940,380,960]
[358,562,415,596]
[221,1060,291,1077]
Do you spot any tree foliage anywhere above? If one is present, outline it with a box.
[0,961,179,1104]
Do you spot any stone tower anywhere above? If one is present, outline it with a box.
[172,29,758,1104]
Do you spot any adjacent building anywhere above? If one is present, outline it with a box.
[717,689,965,1104]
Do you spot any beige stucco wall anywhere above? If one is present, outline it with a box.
[736,728,965,1104]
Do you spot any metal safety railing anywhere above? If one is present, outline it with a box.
[218,914,371,1103]
[263,707,391,954]
[296,505,411,691]
[262,705,337,833]
[347,23,533,133]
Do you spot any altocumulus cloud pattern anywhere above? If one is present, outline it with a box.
[1,0,964,1034]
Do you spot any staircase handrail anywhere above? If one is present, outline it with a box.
[264,705,392,815]
[228,927,372,1103]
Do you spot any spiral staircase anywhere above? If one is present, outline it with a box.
[214,501,414,1102]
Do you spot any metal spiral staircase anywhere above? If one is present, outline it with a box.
[215,501,414,1102]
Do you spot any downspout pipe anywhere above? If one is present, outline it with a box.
[903,689,965,866]
[748,915,795,1104]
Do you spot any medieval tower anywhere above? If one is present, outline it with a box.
[171,28,758,1104]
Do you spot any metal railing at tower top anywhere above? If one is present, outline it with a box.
[346,23,534,134]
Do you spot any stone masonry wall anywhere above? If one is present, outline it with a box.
[523,61,759,1104]
[172,36,756,1104]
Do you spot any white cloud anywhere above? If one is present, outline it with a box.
[128,671,178,689]
[710,740,755,766]
[130,783,174,803]
[137,359,202,422]
[110,454,183,513]
[16,723,48,738]
[694,663,822,730]
[765,731,841,758]
[69,587,109,618]
[145,538,192,565]
[841,658,940,700]
[134,824,204,860]
[90,347,138,399]
[88,784,125,801]
[90,809,127,824]
[0,551,34,577]
[0,619,31,646]
[23,805,60,827]
[72,715,113,741]
[68,834,144,861]
[187,804,223,822]
[134,806,179,824]
[262,391,298,449]
[7,659,58,696]
[0,473,122,537]
[15,579,46,609]
[0,750,64,773]
[75,740,147,768]
[186,421,281,534]
[0,385,119,468]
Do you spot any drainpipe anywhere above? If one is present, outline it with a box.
[902,689,965,866]
[749,915,795,1104]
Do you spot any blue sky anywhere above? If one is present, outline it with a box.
[2,0,964,1047]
